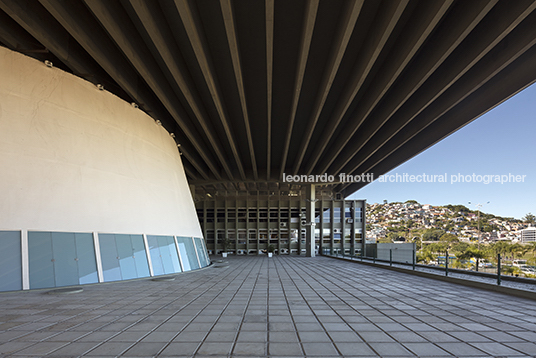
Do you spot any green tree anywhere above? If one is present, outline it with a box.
[451,242,470,256]
[222,237,233,252]
[451,259,469,269]
[487,242,512,260]
[439,233,459,243]
[527,242,536,258]
[427,241,449,254]
[457,246,487,271]
[510,243,529,259]
[444,204,470,214]
[411,236,422,250]
[502,265,522,276]
[417,250,435,264]
[387,232,406,242]
[422,228,445,241]
[523,213,536,225]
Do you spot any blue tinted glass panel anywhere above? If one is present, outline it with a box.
[0,231,22,291]
[194,237,209,267]
[167,236,181,273]
[200,237,210,266]
[147,236,181,275]
[99,234,122,282]
[193,237,203,266]
[115,234,137,280]
[51,232,79,287]
[193,237,204,266]
[28,232,55,289]
[158,236,181,274]
[147,235,164,276]
[75,233,98,284]
[177,237,199,270]
[202,238,210,266]
[131,235,150,278]
[177,242,191,271]
[157,236,174,274]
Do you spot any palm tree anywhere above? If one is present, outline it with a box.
[488,241,511,260]
[523,213,536,226]
[502,265,522,276]
[417,250,435,264]
[458,246,487,271]
[527,242,536,258]
[511,243,529,260]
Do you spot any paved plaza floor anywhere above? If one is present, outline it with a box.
[1,255,536,357]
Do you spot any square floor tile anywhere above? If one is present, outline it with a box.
[268,342,303,356]
[196,341,233,355]
[159,342,199,356]
[237,331,267,342]
[368,342,414,356]
[233,342,266,356]
[335,342,378,356]
[302,342,338,356]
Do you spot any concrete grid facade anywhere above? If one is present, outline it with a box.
[195,191,365,257]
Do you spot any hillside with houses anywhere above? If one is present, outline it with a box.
[366,200,530,244]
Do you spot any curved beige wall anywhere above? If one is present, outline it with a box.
[0,46,202,237]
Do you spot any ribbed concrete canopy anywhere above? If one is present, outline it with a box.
[2,0,536,196]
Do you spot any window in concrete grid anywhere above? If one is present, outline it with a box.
[216,230,225,245]
[334,233,341,244]
[248,229,256,244]
[259,209,268,222]
[280,230,289,245]
[334,207,342,223]
[238,208,246,222]
[323,208,331,223]
[270,208,278,222]
[206,209,214,223]
[355,207,363,222]
[238,230,246,245]
[217,209,225,222]
[259,229,268,244]
[206,230,215,244]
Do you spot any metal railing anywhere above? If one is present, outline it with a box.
[323,248,531,286]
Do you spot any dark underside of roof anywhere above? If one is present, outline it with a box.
[1,0,536,196]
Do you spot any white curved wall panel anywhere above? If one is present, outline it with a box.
[0,46,202,238]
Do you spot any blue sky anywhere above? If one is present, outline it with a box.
[348,82,536,220]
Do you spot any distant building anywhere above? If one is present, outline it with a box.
[520,227,536,243]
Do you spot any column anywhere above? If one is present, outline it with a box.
[306,184,315,257]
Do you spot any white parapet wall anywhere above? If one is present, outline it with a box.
[0,47,207,291]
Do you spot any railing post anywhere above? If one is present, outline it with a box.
[412,248,416,271]
[390,249,392,266]
[445,250,449,277]
[497,254,501,286]
[373,248,376,264]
